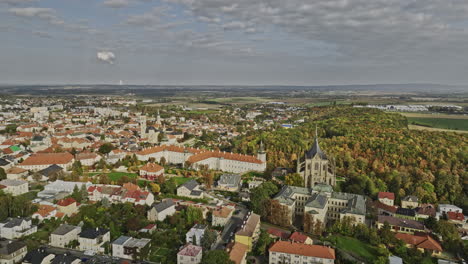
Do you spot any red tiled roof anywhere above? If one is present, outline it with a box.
[267,228,290,239]
[20,152,74,166]
[395,233,442,252]
[229,242,248,264]
[378,192,395,200]
[188,150,263,164]
[289,232,310,243]
[374,201,398,213]
[447,211,465,221]
[140,163,164,173]
[269,241,335,259]
[57,197,76,207]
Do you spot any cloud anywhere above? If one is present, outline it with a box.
[8,7,64,25]
[97,51,116,64]
[0,0,36,5]
[103,0,132,8]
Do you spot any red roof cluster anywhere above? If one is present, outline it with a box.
[57,197,77,207]
[378,192,395,200]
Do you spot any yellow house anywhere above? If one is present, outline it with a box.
[57,197,79,217]
[235,213,260,251]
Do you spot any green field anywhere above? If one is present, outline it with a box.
[88,172,138,181]
[149,247,173,262]
[407,117,468,131]
[328,235,380,262]
[171,176,192,186]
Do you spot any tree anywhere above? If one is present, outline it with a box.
[201,250,234,264]
[149,183,160,193]
[161,177,176,194]
[254,229,273,256]
[71,185,83,202]
[98,143,114,155]
[285,173,304,187]
[250,182,279,218]
[160,157,166,166]
[80,184,88,201]
[0,168,6,180]
[201,229,218,251]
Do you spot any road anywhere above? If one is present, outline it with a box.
[214,203,248,249]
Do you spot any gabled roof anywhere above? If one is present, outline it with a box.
[20,152,73,166]
[378,192,395,200]
[152,199,175,212]
[447,211,465,221]
[395,233,442,252]
[180,179,199,191]
[0,239,26,255]
[269,241,335,259]
[289,232,310,243]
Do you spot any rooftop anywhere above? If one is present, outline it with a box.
[269,241,335,259]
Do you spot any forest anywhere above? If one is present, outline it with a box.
[232,106,468,210]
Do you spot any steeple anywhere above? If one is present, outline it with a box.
[306,125,327,159]
[156,110,161,125]
[259,140,265,153]
[257,140,266,162]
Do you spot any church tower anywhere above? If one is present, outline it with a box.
[156,110,161,125]
[140,114,147,138]
[297,126,336,188]
[257,141,266,163]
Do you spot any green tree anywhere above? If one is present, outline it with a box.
[98,143,114,155]
[285,173,304,187]
[250,182,279,218]
[201,250,234,264]
[0,168,6,180]
[201,229,218,251]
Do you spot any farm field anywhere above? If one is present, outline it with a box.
[407,117,468,131]
[400,112,468,119]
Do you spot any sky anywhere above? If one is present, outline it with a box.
[1,0,468,85]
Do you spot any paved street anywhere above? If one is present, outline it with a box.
[215,204,248,249]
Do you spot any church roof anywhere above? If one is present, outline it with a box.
[306,137,327,159]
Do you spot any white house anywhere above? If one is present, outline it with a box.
[177,244,202,264]
[0,239,27,264]
[0,179,28,196]
[177,180,203,199]
[0,218,37,239]
[269,241,336,264]
[78,228,110,253]
[148,199,176,222]
[212,207,234,227]
[18,152,74,171]
[112,236,151,260]
[50,224,81,248]
[186,224,206,246]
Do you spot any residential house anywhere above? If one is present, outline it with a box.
[0,218,37,239]
[32,204,62,222]
[269,241,335,264]
[446,212,466,227]
[139,163,164,181]
[87,183,154,206]
[401,195,419,209]
[38,180,91,200]
[437,204,463,219]
[416,204,436,219]
[395,208,417,220]
[376,215,425,234]
[229,242,248,264]
[378,192,395,206]
[289,232,313,245]
[112,236,151,260]
[5,167,27,180]
[147,199,176,221]
[212,207,234,227]
[76,152,101,167]
[34,165,64,181]
[216,174,242,192]
[56,198,79,217]
[0,239,27,264]
[186,224,206,246]
[177,243,202,264]
[177,180,203,199]
[0,179,28,196]
[50,224,81,248]
[139,224,156,234]
[18,152,74,171]
[78,228,110,253]
[395,233,442,256]
[235,212,260,251]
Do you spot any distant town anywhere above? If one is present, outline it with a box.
[0,91,466,264]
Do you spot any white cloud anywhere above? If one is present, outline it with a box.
[97,51,116,64]
[103,0,131,8]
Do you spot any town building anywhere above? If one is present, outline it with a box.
[186,224,206,246]
[112,236,151,260]
[401,195,419,209]
[78,228,110,253]
[0,179,28,196]
[216,174,242,192]
[0,218,37,239]
[177,243,202,264]
[274,184,366,227]
[229,242,248,264]
[212,207,234,227]
[378,192,395,206]
[139,163,164,181]
[376,215,425,234]
[235,212,260,251]
[50,224,81,248]
[395,233,442,256]
[177,180,203,199]
[148,199,176,222]
[269,241,336,264]
[0,239,27,264]
[296,129,336,188]
[18,152,74,171]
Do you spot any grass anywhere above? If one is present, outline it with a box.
[149,247,172,262]
[407,117,468,131]
[171,176,192,186]
[88,171,138,181]
[328,235,380,262]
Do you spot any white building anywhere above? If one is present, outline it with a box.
[112,236,151,260]
[0,218,37,239]
[78,228,110,253]
[177,180,203,199]
[147,199,176,222]
[0,239,27,264]
[177,244,202,264]
[269,241,335,264]
[38,180,92,199]
[0,179,28,196]
[212,207,234,227]
[186,224,206,246]
[50,224,81,248]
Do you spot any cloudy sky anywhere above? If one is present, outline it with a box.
[2,0,468,85]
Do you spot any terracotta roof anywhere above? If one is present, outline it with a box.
[374,201,398,213]
[267,228,290,239]
[140,163,164,173]
[136,145,203,156]
[34,204,57,217]
[123,182,139,192]
[20,152,74,166]
[57,197,77,207]
[188,150,263,164]
[6,167,27,174]
[76,152,99,160]
[395,233,442,252]
[447,211,465,221]
[416,204,436,217]
[289,232,310,243]
[269,241,335,259]
[229,242,248,264]
[178,244,202,257]
[236,213,260,237]
[378,192,395,200]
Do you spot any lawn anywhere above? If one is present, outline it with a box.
[407,117,468,131]
[88,171,138,181]
[148,247,173,263]
[171,176,192,186]
[328,235,380,262]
